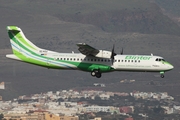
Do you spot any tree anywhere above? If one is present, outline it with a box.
[0,114,4,120]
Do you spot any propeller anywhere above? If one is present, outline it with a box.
[111,44,117,64]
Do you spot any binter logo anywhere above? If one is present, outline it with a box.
[125,55,152,60]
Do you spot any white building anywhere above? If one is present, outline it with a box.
[85,106,111,112]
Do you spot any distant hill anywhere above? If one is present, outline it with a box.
[151,0,180,17]
[1,0,180,100]
[1,0,180,35]
[149,0,180,25]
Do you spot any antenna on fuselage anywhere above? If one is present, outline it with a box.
[121,48,123,55]
[151,53,153,56]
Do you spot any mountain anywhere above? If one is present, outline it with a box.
[1,0,180,35]
[149,0,180,25]
[0,0,180,100]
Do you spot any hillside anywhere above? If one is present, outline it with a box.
[149,0,180,25]
[151,0,180,17]
[1,0,180,35]
[0,0,180,100]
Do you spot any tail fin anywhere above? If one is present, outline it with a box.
[7,26,40,55]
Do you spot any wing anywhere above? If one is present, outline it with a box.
[77,43,99,56]
[77,43,114,58]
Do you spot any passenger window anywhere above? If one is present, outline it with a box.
[122,60,123,62]
[118,60,120,62]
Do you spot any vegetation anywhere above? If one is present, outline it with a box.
[0,114,3,120]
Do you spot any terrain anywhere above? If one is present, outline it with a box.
[0,0,180,100]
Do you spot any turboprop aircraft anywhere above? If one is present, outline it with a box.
[6,26,174,78]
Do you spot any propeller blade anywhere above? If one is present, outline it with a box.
[111,44,117,64]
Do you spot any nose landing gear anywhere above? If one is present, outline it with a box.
[160,71,164,78]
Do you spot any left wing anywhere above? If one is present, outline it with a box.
[77,43,114,58]
[76,43,99,56]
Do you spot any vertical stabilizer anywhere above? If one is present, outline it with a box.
[7,26,40,56]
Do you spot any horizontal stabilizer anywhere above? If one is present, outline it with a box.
[6,54,21,61]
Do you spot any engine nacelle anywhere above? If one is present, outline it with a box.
[95,50,112,58]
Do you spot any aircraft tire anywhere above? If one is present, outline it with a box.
[95,72,101,78]
[161,74,164,78]
[91,71,96,76]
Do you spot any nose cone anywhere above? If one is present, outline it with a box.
[169,64,174,70]
[163,61,174,71]
[167,62,174,70]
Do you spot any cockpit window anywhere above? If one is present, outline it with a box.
[162,59,165,61]
[155,58,165,62]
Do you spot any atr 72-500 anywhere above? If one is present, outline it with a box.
[6,26,174,78]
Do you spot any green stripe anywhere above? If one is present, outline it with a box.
[9,27,113,72]
[8,26,37,50]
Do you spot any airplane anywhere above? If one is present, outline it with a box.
[6,26,174,78]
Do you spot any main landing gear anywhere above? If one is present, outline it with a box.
[91,69,102,78]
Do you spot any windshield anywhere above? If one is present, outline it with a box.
[155,58,165,62]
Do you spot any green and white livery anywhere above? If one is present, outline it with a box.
[6,26,174,78]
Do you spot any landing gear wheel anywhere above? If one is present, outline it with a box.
[91,70,102,78]
[161,74,164,78]
[160,71,165,78]
[95,72,102,78]
[91,71,96,77]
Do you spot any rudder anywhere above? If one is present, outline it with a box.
[7,26,40,56]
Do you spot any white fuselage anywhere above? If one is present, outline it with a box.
[47,52,173,72]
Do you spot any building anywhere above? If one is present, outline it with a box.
[94,117,102,120]
[0,82,5,89]
[124,118,133,120]
[3,111,79,120]
[119,106,133,113]
[85,106,111,112]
